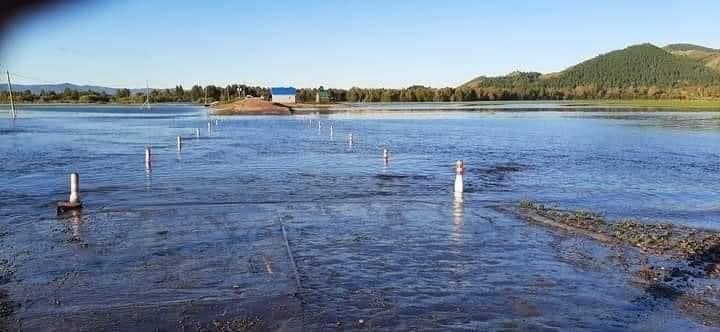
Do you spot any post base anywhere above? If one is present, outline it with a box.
[57,201,83,215]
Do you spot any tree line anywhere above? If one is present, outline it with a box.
[5,45,720,104]
[0,84,270,104]
[2,82,720,105]
[296,84,720,102]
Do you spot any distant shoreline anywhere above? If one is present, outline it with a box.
[2,99,720,111]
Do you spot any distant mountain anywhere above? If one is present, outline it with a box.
[464,43,720,90]
[0,83,145,95]
[663,43,720,72]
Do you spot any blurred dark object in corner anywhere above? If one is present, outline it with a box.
[1,0,60,36]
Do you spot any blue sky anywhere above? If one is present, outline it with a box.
[1,0,718,89]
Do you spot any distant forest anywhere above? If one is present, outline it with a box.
[0,85,270,104]
[2,83,719,105]
[3,44,720,104]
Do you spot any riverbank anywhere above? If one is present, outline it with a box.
[565,99,720,109]
[4,99,720,110]
[513,201,720,326]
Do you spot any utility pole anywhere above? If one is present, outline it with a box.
[6,70,16,119]
[144,80,151,110]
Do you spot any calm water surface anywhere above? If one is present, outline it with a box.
[1,105,719,330]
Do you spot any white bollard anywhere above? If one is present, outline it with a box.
[208,121,211,132]
[383,148,389,164]
[195,128,200,138]
[177,136,182,151]
[69,173,80,204]
[145,147,152,169]
[454,160,464,193]
[348,133,353,144]
[330,125,334,137]
[57,172,83,213]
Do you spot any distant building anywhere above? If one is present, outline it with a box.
[315,86,330,103]
[271,87,296,104]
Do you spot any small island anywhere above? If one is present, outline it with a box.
[211,97,293,115]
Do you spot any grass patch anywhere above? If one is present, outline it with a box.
[576,99,720,109]
[519,200,536,209]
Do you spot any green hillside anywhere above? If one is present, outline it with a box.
[462,43,720,100]
[664,43,718,53]
[551,43,720,88]
[663,43,720,72]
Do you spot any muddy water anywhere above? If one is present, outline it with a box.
[1,105,719,330]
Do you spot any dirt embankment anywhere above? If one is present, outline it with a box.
[211,98,293,115]
[516,200,720,272]
[514,200,720,326]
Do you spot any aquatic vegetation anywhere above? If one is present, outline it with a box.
[517,201,720,326]
[518,201,720,274]
[210,316,265,331]
[518,200,536,209]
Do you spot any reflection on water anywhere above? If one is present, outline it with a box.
[0,106,718,330]
[68,209,83,242]
[451,192,464,244]
[578,112,720,131]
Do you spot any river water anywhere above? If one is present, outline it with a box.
[1,105,719,330]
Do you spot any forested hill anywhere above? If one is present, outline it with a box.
[462,43,720,99]
[551,43,720,88]
[664,44,718,53]
[663,43,720,72]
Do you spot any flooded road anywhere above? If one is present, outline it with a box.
[1,105,719,330]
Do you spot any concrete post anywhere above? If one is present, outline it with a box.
[454,160,464,193]
[69,173,80,204]
[145,147,152,169]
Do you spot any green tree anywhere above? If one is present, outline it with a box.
[116,88,131,98]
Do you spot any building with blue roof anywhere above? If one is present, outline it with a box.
[271,87,296,104]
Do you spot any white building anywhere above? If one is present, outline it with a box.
[271,87,296,104]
